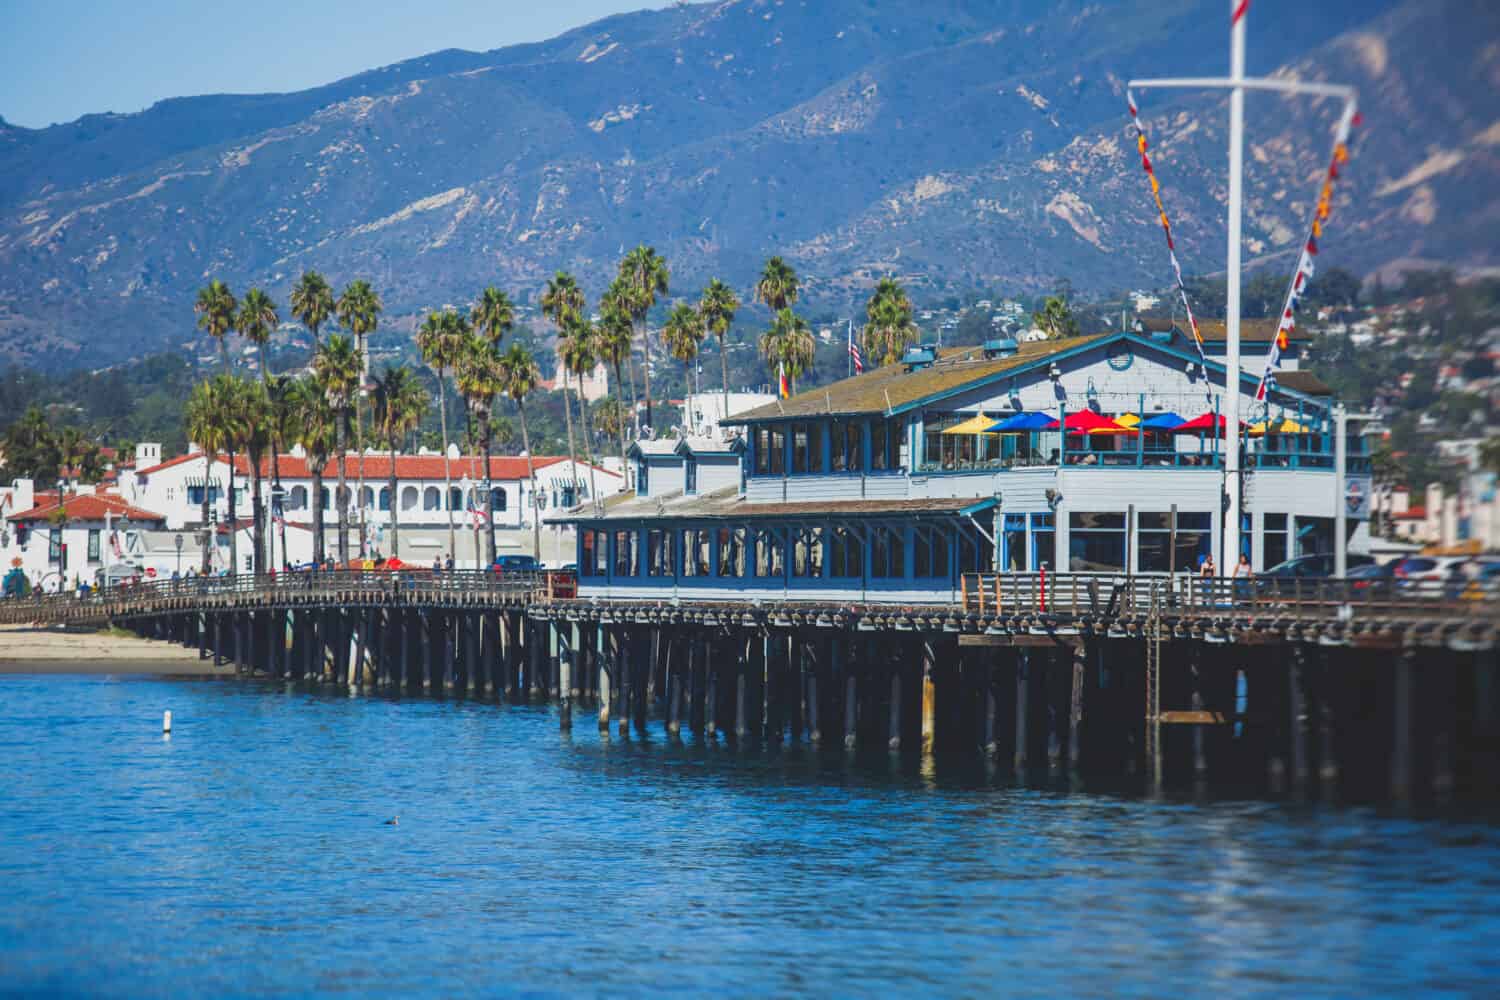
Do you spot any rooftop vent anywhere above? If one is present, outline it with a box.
[902,345,937,371]
[983,338,1019,359]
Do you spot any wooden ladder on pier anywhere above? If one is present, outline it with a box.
[1145,582,1163,785]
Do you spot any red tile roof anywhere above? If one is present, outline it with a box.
[133,452,207,477]
[227,453,577,480]
[7,491,167,524]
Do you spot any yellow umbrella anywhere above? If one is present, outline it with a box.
[941,413,1000,435]
[1248,417,1309,436]
[1115,413,1141,427]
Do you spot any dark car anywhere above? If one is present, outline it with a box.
[491,554,540,573]
[1256,553,1374,596]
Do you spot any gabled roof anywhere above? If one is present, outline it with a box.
[8,491,166,524]
[133,452,206,477]
[727,334,1110,423]
[676,435,743,457]
[1273,371,1333,396]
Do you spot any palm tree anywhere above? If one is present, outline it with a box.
[237,287,279,377]
[417,309,468,560]
[184,380,225,573]
[618,245,670,430]
[1032,294,1079,340]
[543,271,586,504]
[471,286,515,347]
[595,297,634,479]
[372,365,429,559]
[312,334,361,565]
[497,343,542,560]
[455,338,505,566]
[662,302,705,432]
[698,278,740,428]
[863,277,920,366]
[265,374,306,569]
[755,256,799,312]
[229,379,272,576]
[336,279,382,556]
[760,308,816,394]
[205,374,250,576]
[558,312,601,508]
[290,271,334,349]
[295,384,337,564]
[194,280,238,369]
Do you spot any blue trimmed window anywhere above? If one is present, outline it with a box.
[682,528,712,577]
[717,527,746,577]
[870,526,905,578]
[753,528,784,578]
[684,457,697,495]
[829,526,863,578]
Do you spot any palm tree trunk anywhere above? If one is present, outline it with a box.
[271,446,287,574]
[720,333,730,434]
[219,337,228,372]
[355,379,367,559]
[312,469,325,563]
[387,431,400,560]
[576,384,600,512]
[482,411,496,567]
[562,367,578,507]
[200,456,213,574]
[639,318,654,432]
[250,460,265,576]
[613,361,629,489]
[625,352,640,433]
[518,401,540,561]
[336,416,349,566]
[465,404,480,567]
[438,374,455,562]
[259,342,269,380]
[227,447,239,576]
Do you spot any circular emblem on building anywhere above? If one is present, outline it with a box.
[1345,479,1366,515]
[1107,345,1133,371]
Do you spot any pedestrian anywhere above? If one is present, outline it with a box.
[1232,552,1252,600]
[444,553,454,572]
[432,555,442,574]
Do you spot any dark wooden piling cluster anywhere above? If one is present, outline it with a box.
[8,569,1497,803]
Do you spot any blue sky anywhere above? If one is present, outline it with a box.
[0,0,660,128]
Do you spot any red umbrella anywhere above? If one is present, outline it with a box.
[1170,412,1246,436]
[1062,410,1133,434]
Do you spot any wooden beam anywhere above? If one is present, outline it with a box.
[1158,710,1229,725]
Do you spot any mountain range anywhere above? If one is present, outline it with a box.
[0,0,1495,370]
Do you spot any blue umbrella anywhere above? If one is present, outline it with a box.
[1139,411,1186,430]
[987,411,1059,433]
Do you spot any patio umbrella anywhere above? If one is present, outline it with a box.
[987,411,1059,433]
[1171,412,1247,436]
[1248,417,1309,436]
[941,413,1000,435]
[1116,413,1141,427]
[1139,411,1186,430]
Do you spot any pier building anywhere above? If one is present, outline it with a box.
[560,326,1368,602]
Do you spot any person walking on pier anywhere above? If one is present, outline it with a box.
[1199,553,1216,607]
[1232,552,1252,600]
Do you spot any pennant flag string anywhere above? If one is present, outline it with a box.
[1126,88,1208,367]
[1254,103,1360,402]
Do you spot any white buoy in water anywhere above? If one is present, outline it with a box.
[163,710,172,734]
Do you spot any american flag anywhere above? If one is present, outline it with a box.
[466,494,488,528]
[848,321,864,374]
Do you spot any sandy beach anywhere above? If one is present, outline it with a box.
[0,624,236,675]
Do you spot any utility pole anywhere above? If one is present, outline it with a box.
[1130,0,1358,574]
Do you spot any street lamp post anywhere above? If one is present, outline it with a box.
[175,533,184,577]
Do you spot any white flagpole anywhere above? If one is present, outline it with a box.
[1223,0,1247,574]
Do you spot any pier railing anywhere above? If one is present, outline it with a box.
[958,572,1499,620]
[0,568,557,625]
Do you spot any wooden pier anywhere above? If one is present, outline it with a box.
[3,570,1495,802]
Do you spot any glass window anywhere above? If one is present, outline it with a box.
[792,527,824,577]
[1003,513,1027,572]
[636,460,649,497]
[754,428,770,475]
[831,422,849,472]
[829,526,863,578]
[871,526,906,578]
[846,422,864,472]
[49,528,61,565]
[958,512,993,574]
[448,486,463,511]
[914,525,950,578]
[1031,513,1055,571]
[754,528,785,578]
[684,458,697,494]
[1264,513,1288,568]
[681,528,712,577]
[646,529,674,577]
[717,527,746,577]
[492,487,507,512]
[1068,512,1126,572]
[871,420,890,471]
[580,530,603,577]
[87,529,101,563]
[768,426,786,475]
[1137,511,1212,573]
[613,530,638,578]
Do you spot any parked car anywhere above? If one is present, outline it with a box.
[1255,553,1374,596]
[491,554,540,574]
[1390,555,1472,582]
[1344,560,1398,592]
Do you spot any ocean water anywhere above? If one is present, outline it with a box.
[1,672,1497,998]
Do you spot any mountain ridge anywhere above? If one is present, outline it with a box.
[0,0,1494,371]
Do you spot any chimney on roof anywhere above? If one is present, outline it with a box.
[446,443,461,460]
[134,442,161,467]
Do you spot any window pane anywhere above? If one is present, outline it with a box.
[769,428,785,474]
[1138,511,1170,531]
[792,424,809,473]
[1263,513,1287,531]
[871,422,888,471]
[846,423,863,472]
[1069,531,1126,572]
[1177,512,1212,531]
[1070,512,1126,530]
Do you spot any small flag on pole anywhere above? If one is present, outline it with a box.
[848,323,864,374]
[778,361,790,399]
[466,493,488,528]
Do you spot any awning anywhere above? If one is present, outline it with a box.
[1063,410,1133,434]
[1116,413,1141,428]
[1171,413,1248,436]
[1139,412,1186,429]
